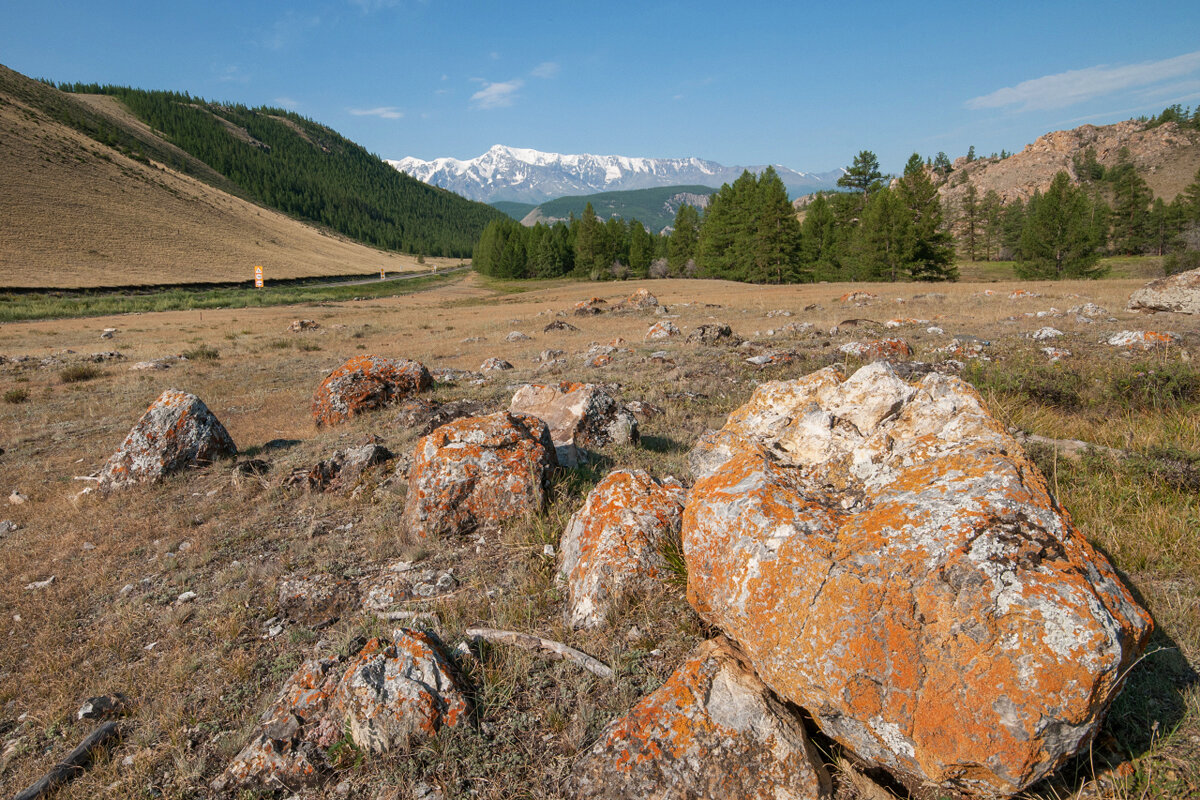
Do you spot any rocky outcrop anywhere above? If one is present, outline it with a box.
[837,338,912,360]
[402,412,557,538]
[327,633,469,754]
[99,389,236,491]
[683,363,1153,797]
[559,469,686,629]
[392,397,493,436]
[1128,267,1200,314]
[685,323,738,346]
[509,382,639,467]
[573,298,607,316]
[568,637,831,800]
[1106,330,1182,349]
[213,631,467,792]
[311,355,431,427]
[644,320,680,341]
[613,288,659,311]
[285,442,393,493]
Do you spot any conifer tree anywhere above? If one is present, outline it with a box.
[799,193,839,280]
[960,182,981,261]
[667,203,700,275]
[1017,172,1106,278]
[1108,151,1153,254]
[896,154,957,280]
[749,166,803,283]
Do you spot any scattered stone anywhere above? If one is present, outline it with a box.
[926,326,944,335]
[765,309,794,318]
[25,576,55,590]
[176,591,197,604]
[683,362,1153,796]
[1042,347,1072,361]
[839,291,876,304]
[128,359,172,371]
[311,356,432,427]
[0,519,18,535]
[646,351,674,366]
[231,459,271,487]
[685,323,739,346]
[559,469,685,629]
[459,336,486,344]
[287,319,320,332]
[8,490,27,505]
[644,320,680,341]
[100,328,117,340]
[746,351,800,366]
[1009,289,1042,299]
[1068,302,1109,319]
[287,442,394,493]
[214,632,466,791]
[392,397,493,437]
[430,367,484,385]
[479,357,514,373]
[568,637,830,800]
[613,288,659,311]
[1106,330,1181,349]
[98,390,237,491]
[837,338,912,361]
[935,338,990,360]
[505,331,532,342]
[536,348,567,363]
[884,318,929,328]
[329,632,470,753]
[510,382,639,467]
[543,320,579,333]
[403,412,557,538]
[1127,266,1200,314]
[1030,326,1065,340]
[77,693,131,721]
[624,400,662,420]
[573,297,607,316]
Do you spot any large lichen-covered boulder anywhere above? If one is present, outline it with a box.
[1127,266,1200,314]
[311,355,431,426]
[403,412,557,538]
[99,389,236,491]
[568,637,831,800]
[509,382,638,467]
[328,632,469,754]
[212,631,467,791]
[559,469,686,629]
[683,362,1153,797]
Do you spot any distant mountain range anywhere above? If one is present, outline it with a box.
[492,185,715,233]
[388,144,844,204]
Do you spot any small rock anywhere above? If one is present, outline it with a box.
[287,319,320,332]
[543,320,579,333]
[176,591,197,604]
[505,331,532,342]
[8,490,28,505]
[1030,326,1065,340]
[25,576,55,590]
[100,328,117,339]
[77,693,131,721]
[0,520,18,535]
[120,583,135,596]
[479,357,514,373]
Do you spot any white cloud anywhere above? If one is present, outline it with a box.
[531,61,559,79]
[275,97,300,109]
[264,12,321,51]
[216,65,249,84]
[471,79,523,109]
[348,0,400,11]
[967,50,1200,111]
[349,106,404,119]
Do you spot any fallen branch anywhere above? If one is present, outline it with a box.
[1013,431,1129,461]
[14,721,122,800]
[465,627,614,680]
[377,610,441,628]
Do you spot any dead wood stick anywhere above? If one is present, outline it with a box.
[465,627,614,680]
[13,721,122,800]
[1013,431,1129,461]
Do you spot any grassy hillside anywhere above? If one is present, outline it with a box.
[0,64,464,288]
[524,185,715,232]
[47,82,503,258]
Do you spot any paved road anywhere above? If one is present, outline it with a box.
[325,264,471,287]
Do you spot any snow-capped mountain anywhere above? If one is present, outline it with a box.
[388,145,842,204]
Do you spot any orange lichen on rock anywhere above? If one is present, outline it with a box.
[310,355,431,427]
[837,337,912,360]
[568,637,831,800]
[212,631,466,791]
[559,469,686,628]
[402,411,557,538]
[683,362,1153,797]
[98,389,236,491]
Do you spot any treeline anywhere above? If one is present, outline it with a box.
[474,160,959,283]
[955,152,1200,277]
[54,83,503,257]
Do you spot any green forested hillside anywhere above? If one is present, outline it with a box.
[491,201,538,221]
[528,185,716,232]
[53,82,503,257]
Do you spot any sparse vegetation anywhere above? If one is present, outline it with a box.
[58,363,101,383]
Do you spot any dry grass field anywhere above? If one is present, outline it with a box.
[0,95,457,289]
[0,273,1197,799]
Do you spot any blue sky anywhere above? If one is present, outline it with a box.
[3,1,1200,174]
